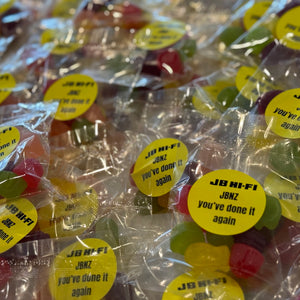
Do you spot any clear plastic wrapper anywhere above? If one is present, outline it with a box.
[198,0,287,67]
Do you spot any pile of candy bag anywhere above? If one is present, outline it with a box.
[0,0,300,299]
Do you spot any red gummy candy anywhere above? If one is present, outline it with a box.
[175,184,192,215]
[230,243,265,278]
[13,158,44,190]
[0,257,11,289]
[157,49,184,75]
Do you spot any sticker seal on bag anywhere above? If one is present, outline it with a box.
[43,74,98,121]
[131,138,188,197]
[0,198,37,253]
[38,178,99,238]
[49,238,117,300]
[134,21,186,51]
[162,271,244,300]
[0,126,20,161]
[265,88,300,139]
[276,6,300,50]
[188,169,266,235]
[243,1,272,31]
[264,172,300,222]
[0,73,16,104]
[235,66,277,101]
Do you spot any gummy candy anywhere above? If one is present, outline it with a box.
[255,195,281,230]
[244,26,273,55]
[94,217,119,248]
[157,49,184,75]
[175,184,192,215]
[0,170,27,198]
[170,221,205,255]
[254,90,283,115]
[184,242,230,273]
[219,26,245,47]
[269,140,300,174]
[13,158,44,190]
[216,86,239,111]
[230,227,272,278]
[230,243,265,279]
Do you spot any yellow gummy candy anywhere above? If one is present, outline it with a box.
[184,242,230,273]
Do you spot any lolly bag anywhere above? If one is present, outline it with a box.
[0,205,127,300]
[0,102,58,200]
[223,0,298,66]
[35,17,145,134]
[198,0,286,68]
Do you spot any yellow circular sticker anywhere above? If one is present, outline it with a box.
[188,169,266,235]
[131,138,188,197]
[134,21,186,50]
[0,198,37,253]
[0,0,14,14]
[0,73,16,104]
[162,272,244,300]
[43,74,98,121]
[265,88,300,139]
[0,126,20,161]
[243,1,272,31]
[49,238,117,300]
[41,28,86,55]
[38,179,98,238]
[235,66,277,101]
[264,172,300,222]
[275,6,300,50]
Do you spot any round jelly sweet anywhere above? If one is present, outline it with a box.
[175,184,192,215]
[254,90,283,115]
[170,221,205,255]
[269,140,300,174]
[157,49,184,75]
[94,216,119,248]
[216,86,239,111]
[219,26,245,47]
[13,158,44,190]
[230,243,265,279]
[179,38,197,58]
[184,242,230,273]
[244,26,273,55]
[0,170,27,198]
[255,195,282,230]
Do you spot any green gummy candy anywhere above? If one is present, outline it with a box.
[269,140,300,174]
[219,26,245,46]
[95,216,119,247]
[0,170,27,198]
[244,26,273,55]
[206,231,234,248]
[255,195,282,230]
[170,221,205,255]
[179,39,197,58]
[216,86,239,111]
